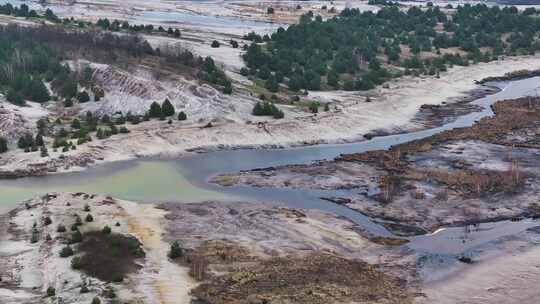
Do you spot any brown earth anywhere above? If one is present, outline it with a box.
[190,250,413,304]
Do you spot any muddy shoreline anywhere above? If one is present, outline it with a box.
[0,82,503,180]
[214,96,540,235]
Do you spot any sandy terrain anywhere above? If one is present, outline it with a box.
[0,193,415,303]
[0,193,196,304]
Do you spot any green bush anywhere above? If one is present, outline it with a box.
[70,230,83,244]
[43,216,52,226]
[168,241,184,259]
[177,111,187,121]
[71,256,82,269]
[59,246,74,258]
[102,225,111,234]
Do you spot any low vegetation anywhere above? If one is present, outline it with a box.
[191,251,413,304]
[71,231,144,282]
[252,101,284,118]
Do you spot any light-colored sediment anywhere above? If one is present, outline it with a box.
[419,238,540,304]
[118,199,196,304]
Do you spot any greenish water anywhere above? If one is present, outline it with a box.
[0,161,229,214]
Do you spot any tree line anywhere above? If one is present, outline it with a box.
[242,4,540,92]
[0,21,232,108]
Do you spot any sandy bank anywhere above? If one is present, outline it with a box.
[0,192,416,303]
[3,55,540,178]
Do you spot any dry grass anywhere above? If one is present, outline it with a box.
[191,252,413,304]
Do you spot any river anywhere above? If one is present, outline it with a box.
[1,76,540,255]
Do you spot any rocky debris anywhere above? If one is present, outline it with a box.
[410,84,499,132]
[213,161,384,191]
[477,68,540,84]
[0,105,32,141]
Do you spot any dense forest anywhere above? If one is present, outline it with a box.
[243,4,540,91]
[0,5,231,106]
[0,24,230,106]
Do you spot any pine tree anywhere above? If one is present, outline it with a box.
[177,111,187,121]
[223,81,233,94]
[0,137,7,153]
[252,102,263,115]
[71,119,81,129]
[30,79,50,103]
[266,75,279,92]
[149,102,162,118]
[35,134,44,146]
[162,99,175,116]
[40,145,48,157]
[96,128,105,139]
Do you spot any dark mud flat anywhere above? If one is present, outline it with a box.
[214,97,540,235]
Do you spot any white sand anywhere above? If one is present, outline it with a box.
[118,199,197,304]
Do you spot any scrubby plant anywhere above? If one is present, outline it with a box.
[59,245,74,258]
[70,229,83,244]
[43,216,52,226]
[30,229,39,243]
[71,256,82,270]
[177,111,187,121]
[168,241,184,259]
[102,225,111,234]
